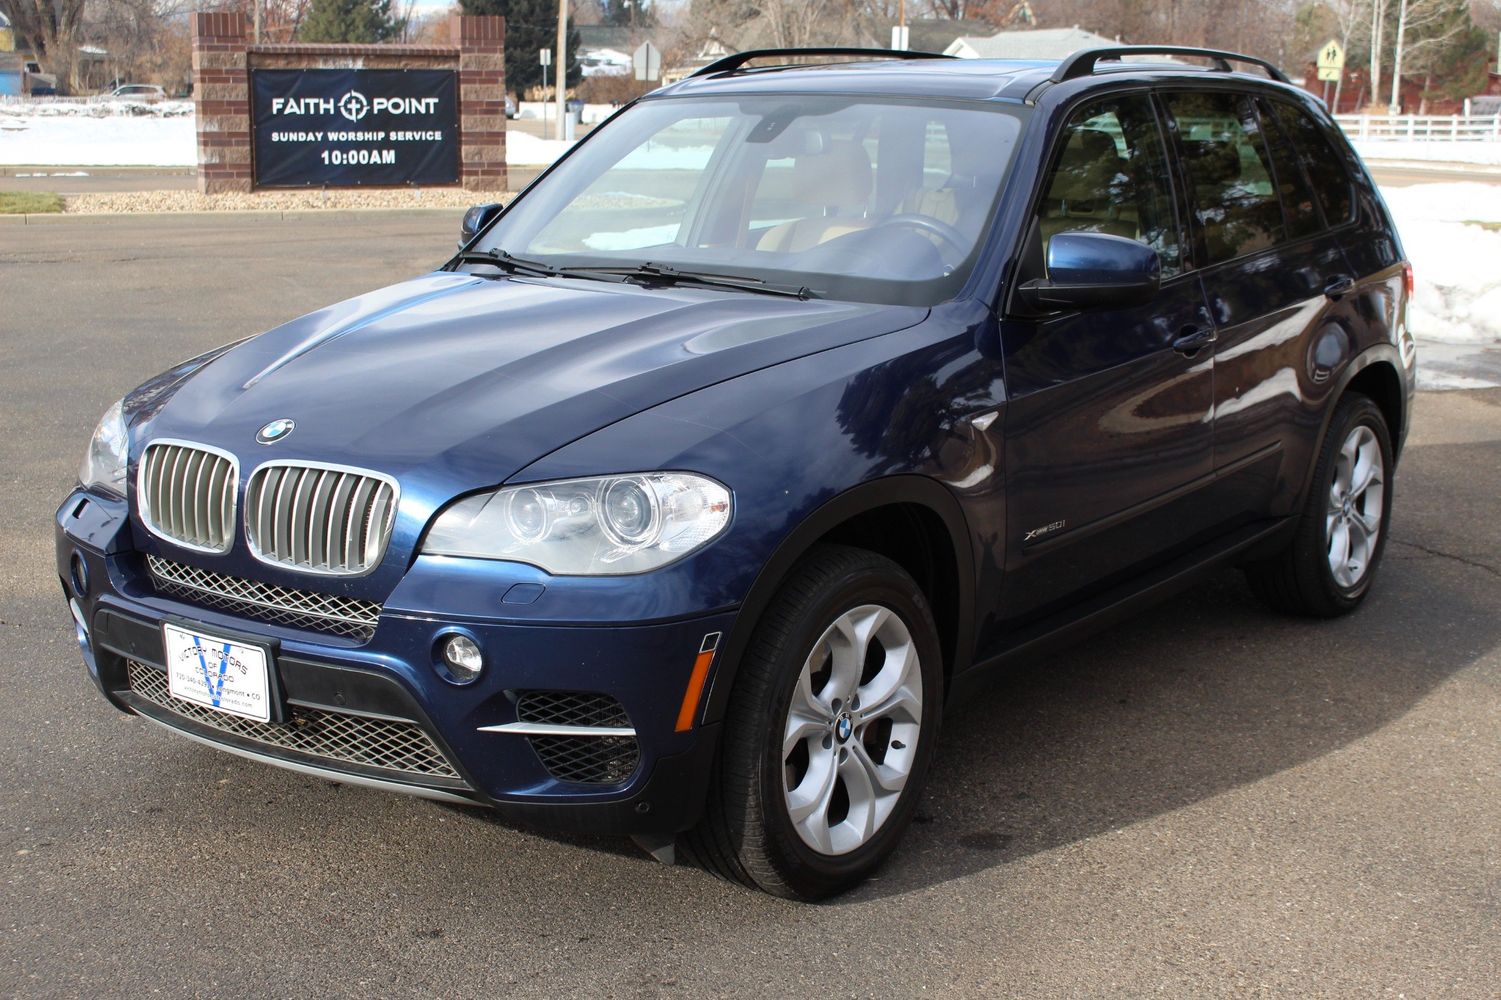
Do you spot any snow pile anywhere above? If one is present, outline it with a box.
[1383,183,1501,346]
[504,129,576,165]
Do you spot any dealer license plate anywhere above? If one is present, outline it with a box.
[162,622,272,723]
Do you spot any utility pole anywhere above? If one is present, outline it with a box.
[556,0,568,142]
[254,0,262,43]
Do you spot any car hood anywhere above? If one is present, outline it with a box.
[135,271,927,504]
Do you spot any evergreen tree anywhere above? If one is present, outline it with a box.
[298,0,404,44]
[459,0,581,98]
[603,0,655,28]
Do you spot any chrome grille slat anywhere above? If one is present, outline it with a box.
[138,442,237,554]
[246,462,397,576]
[147,556,380,641]
[126,661,460,780]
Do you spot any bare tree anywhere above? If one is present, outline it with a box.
[2,0,91,91]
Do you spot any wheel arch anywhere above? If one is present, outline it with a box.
[699,475,977,726]
[1294,345,1406,510]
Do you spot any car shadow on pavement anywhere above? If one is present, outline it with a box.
[847,552,1493,902]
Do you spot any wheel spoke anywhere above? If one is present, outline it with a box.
[1336,435,1358,494]
[850,739,909,797]
[786,748,837,827]
[836,748,879,847]
[1346,512,1370,566]
[824,615,865,706]
[783,711,825,760]
[1328,519,1352,585]
[1350,434,1381,499]
[859,681,921,727]
[855,630,917,719]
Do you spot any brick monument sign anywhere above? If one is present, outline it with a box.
[191,12,506,193]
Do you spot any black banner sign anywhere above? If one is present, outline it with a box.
[251,68,459,188]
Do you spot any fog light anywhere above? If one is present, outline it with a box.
[440,634,484,684]
[69,551,90,599]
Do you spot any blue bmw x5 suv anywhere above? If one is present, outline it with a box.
[57,46,1415,898]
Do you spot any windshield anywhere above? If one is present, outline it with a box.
[476,95,1025,304]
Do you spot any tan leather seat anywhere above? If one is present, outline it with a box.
[1039,127,1136,246]
[755,141,874,252]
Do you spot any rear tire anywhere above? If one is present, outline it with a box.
[1244,394,1393,617]
[680,544,943,899]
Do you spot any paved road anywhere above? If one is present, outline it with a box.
[2,214,1498,998]
[1367,161,1501,186]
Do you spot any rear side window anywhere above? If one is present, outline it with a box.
[1257,102,1323,239]
[1163,92,1282,264]
[1270,101,1355,226]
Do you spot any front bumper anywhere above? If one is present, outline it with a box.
[56,489,735,836]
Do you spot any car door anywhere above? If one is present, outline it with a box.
[997,91,1217,625]
[1160,89,1356,521]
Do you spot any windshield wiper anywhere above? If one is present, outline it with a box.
[568,262,813,299]
[452,248,567,279]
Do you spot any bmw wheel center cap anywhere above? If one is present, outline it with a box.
[256,418,296,445]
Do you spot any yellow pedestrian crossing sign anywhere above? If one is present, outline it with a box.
[1317,39,1345,82]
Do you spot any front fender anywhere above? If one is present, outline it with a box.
[510,307,1002,723]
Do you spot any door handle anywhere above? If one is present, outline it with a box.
[1172,325,1216,356]
[1323,274,1356,299]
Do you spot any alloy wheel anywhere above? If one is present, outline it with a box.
[781,603,923,856]
[1326,424,1385,587]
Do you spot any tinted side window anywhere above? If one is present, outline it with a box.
[1163,92,1282,263]
[1271,101,1355,225]
[1037,94,1182,276]
[1257,101,1323,239]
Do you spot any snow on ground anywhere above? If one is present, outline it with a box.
[1350,138,1501,165]
[0,110,195,165]
[0,97,194,118]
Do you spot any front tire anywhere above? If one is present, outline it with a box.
[681,545,943,899]
[1244,394,1394,617]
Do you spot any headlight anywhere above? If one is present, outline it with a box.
[79,399,127,496]
[422,472,731,575]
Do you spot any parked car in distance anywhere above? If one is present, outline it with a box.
[57,45,1415,900]
[107,83,166,102]
[23,61,57,96]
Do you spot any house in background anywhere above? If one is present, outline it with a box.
[943,25,1119,60]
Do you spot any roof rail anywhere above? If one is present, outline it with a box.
[691,47,954,78]
[1049,46,1290,85]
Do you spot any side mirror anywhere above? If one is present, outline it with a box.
[1020,232,1160,310]
[459,203,504,249]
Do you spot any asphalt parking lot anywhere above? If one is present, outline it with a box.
[2,213,1498,998]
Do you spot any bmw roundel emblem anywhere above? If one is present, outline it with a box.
[256,418,296,445]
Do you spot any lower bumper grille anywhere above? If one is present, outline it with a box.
[127,660,460,781]
[147,556,381,641]
[517,690,640,785]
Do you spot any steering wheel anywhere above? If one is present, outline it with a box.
[873,214,970,257]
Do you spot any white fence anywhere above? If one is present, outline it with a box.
[1335,113,1501,142]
